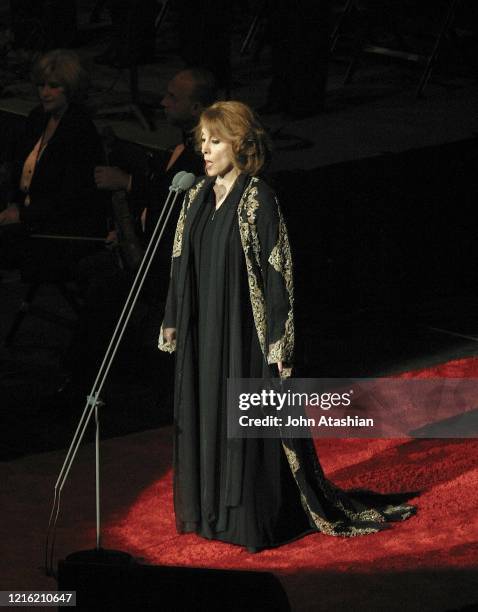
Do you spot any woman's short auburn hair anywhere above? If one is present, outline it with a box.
[31,49,89,103]
[195,101,271,176]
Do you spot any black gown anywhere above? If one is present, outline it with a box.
[161,175,415,549]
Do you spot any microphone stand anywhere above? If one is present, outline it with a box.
[45,171,194,576]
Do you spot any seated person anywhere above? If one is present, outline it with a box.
[0,48,108,281]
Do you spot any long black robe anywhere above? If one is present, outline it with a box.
[160,175,415,548]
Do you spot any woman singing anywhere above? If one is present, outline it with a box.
[159,101,415,551]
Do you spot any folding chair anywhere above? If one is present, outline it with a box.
[332,0,473,97]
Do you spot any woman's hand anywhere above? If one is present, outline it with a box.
[277,361,292,378]
[163,328,176,345]
[0,205,20,225]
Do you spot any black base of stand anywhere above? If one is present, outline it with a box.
[63,548,133,566]
[57,554,290,611]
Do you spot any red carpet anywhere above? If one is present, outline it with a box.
[98,357,478,611]
[1,357,477,611]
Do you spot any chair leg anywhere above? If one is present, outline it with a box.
[330,0,355,53]
[416,0,460,98]
[240,14,260,56]
[344,35,365,84]
[154,0,169,32]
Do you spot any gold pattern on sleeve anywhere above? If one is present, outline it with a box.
[237,178,268,356]
[237,178,295,372]
[172,179,205,258]
[267,203,294,371]
[172,204,186,259]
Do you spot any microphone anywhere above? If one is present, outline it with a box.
[170,171,187,191]
[177,172,196,192]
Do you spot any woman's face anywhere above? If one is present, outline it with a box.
[201,128,235,177]
[37,79,68,116]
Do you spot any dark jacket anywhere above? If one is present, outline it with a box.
[11,103,108,236]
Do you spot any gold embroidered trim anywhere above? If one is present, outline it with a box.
[282,443,300,475]
[281,440,388,537]
[237,178,295,371]
[171,179,205,258]
[306,496,378,536]
[282,440,341,534]
[267,205,290,274]
[237,178,267,355]
[382,504,415,520]
[267,204,294,369]
[171,204,186,259]
[307,504,343,536]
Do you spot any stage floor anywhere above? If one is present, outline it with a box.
[1,418,478,611]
